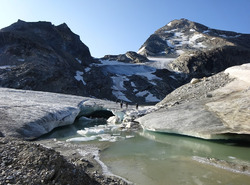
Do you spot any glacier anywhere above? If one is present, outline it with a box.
[0,87,133,139]
[96,59,163,103]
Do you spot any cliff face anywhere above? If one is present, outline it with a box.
[0,20,103,96]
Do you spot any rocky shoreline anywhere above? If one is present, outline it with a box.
[0,137,131,185]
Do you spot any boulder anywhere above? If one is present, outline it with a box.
[138,64,250,140]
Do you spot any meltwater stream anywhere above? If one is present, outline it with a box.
[41,119,250,185]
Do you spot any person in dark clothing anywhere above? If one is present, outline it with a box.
[126,102,128,109]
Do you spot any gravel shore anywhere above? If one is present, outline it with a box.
[0,137,130,185]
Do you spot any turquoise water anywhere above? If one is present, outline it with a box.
[101,131,250,185]
[41,120,250,185]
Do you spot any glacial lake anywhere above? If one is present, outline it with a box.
[42,119,250,185]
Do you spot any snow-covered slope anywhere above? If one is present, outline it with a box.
[94,56,186,104]
[97,60,161,102]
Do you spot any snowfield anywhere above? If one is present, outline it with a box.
[96,59,164,102]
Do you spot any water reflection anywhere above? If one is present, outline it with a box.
[101,131,250,185]
[39,120,250,185]
[140,130,250,162]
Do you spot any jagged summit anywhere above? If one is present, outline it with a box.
[136,19,250,77]
[0,20,97,97]
[156,18,209,33]
[138,18,249,57]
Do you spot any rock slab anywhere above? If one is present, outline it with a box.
[138,64,250,140]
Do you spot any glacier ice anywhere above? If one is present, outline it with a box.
[0,87,133,139]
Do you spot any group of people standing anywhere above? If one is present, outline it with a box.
[116,100,139,110]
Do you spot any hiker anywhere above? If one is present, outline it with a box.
[126,102,128,109]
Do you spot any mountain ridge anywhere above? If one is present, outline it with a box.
[0,19,249,104]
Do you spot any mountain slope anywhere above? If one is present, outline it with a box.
[0,20,114,99]
[0,19,249,104]
[0,20,185,104]
[138,18,250,77]
[138,18,250,56]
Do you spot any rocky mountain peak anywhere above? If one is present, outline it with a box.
[0,20,97,97]
[156,18,209,34]
[137,18,250,57]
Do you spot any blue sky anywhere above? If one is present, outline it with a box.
[0,0,249,57]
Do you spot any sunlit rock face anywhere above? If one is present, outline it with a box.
[138,18,250,78]
[138,64,250,140]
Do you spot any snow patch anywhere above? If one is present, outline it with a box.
[112,90,131,102]
[0,65,16,70]
[167,22,172,27]
[165,31,207,51]
[75,58,82,64]
[139,71,162,81]
[111,75,129,91]
[131,82,136,87]
[74,71,86,85]
[189,33,204,42]
[84,67,91,73]
[137,46,146,54]
[203,30,210,34]
[145,93,160,102]
[136,90,160,102]
[219,34,241,38]
[166,40,175,48]
[169,75,177,80]
[176,50,185,55]
[136,91,148,97]
[17,58,25,62]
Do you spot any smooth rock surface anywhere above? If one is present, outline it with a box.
[138,64,250,139]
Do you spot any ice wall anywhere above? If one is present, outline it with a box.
[0,88,124,139]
